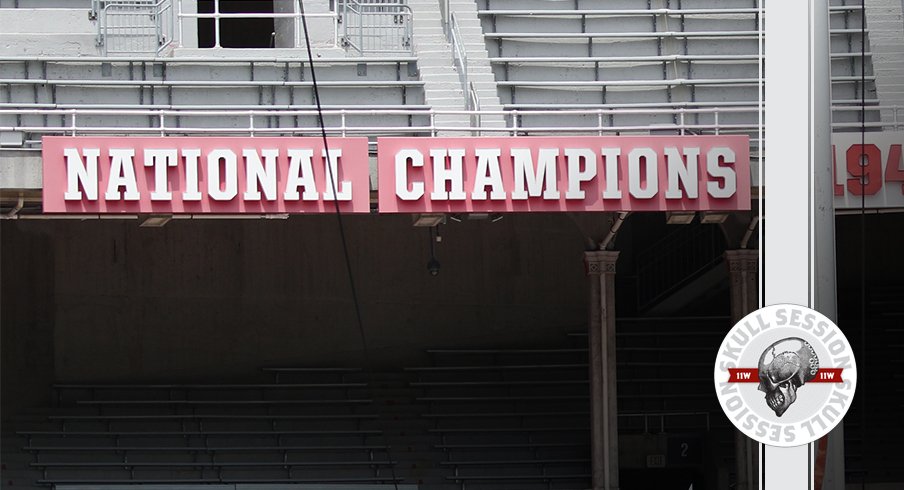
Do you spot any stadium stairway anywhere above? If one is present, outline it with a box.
[407,0,505,134]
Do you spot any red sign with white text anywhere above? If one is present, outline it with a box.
[832,131,904,210]
[377,136,750,213]
[42,136,371,213]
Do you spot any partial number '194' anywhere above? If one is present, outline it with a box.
[834,143,904,196]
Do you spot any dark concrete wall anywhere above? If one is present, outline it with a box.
[1,214,596,388]
[1,222,55,419]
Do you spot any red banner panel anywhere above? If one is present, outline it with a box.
[727,368,844,383]
[377,135,751,213]
[42,136,371,214]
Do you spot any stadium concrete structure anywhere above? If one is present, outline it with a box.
[0,1,902,490]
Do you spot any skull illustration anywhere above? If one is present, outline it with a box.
[757,337,819,417]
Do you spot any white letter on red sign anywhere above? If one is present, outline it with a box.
[706,147,737,199]
[472,148,506,200]
[284,149,319,201]
[208,149,238,201]
[564,148,597,200]
[105,148,140,201]
[511,148,560,200]
[628,147,658,199]
[243,148,278,201]
[63,147,99,200]
[144,149,178,201]
[601,148,622,199]
[182,149,203,201]
[664,146,700,199]
[395,149,424,201]
[322,149,351,201]
[430,148,467,201]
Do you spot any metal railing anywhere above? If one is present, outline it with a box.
[3,106,902,147]
[85,0,412,56]
[92,0,174,56]
[340,0,413,55]
[448,12,478,113]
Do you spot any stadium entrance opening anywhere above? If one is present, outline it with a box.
[198,0,276,48]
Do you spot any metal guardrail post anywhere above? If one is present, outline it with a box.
[213,0,221,48]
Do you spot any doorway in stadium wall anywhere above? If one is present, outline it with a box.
[198,0,276,48]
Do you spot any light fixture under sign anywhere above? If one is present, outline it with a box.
[699,211,729,224]
[665,211,696,225]
[412,213,446,227]
[139,215,172,227]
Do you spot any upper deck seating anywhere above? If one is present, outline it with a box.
[0,56,428,147]
[477,0,881,137]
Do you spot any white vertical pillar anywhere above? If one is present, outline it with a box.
[763,0,834,488]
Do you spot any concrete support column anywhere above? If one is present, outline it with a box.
[585,250,620,490]
[725,249,760,490]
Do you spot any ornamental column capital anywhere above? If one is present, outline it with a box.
[584,250,620,276]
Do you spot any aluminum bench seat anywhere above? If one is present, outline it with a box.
[55,383,367,390]
[49,414,377,421]
[428,427,587,434]
[446,474,590,481]
[261,367,363,383]
[405,363,587,372]
[423,411,588,418]
[20,429,383,439]
[4,103,431,111]
[0,56,418,63]
[478,6,860,15]
[74,399,373,406]
[411,380,587,387]
[436,442,587,449]
[484,31,762,41]
[0,78,425,89]
[36,476,404,485]
[425,348,587,355]
[417,395,588,402]
[32,460,396,468]
[440,458,589,466]
[25,445,390,452]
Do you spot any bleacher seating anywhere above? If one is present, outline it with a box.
[478,0,882,136]
[17,371,401,486]
[7,315,817,487]
[409,347,590,489]
[839,286,904,483]
[0,56,428,146]
[408,320,727,489]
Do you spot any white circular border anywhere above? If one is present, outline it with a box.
[713,303,858,447]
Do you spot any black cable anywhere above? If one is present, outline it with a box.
[858,0,867,486]
[297,1,401,488]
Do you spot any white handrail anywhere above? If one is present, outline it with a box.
[3,106,901,146]
[448,12,479,113]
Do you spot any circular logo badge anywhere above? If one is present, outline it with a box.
[713,304,857,447]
